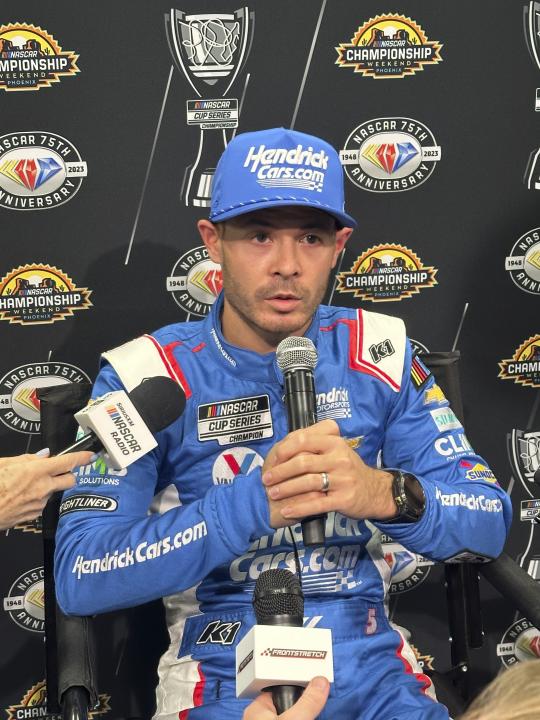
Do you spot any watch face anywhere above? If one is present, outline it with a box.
[391,471,425,522]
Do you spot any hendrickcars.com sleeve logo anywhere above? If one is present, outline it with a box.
[335,14,442,79]
[0,23,79,91]
[0,264,92,325]
[498,336,540,388]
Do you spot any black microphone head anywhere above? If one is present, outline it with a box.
[276,336,318,373]
[128,376,186,433]
[253,569,304,626]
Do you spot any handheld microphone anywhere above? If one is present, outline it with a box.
[236,569,333,706]
[58,376,185,469]
[276,336,325,546]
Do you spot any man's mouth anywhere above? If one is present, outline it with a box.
[265,294,301,310]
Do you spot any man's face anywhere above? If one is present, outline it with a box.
[198,207,352,352]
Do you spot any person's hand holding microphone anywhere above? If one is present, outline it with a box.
[243,677,330,720]
[0,449,94,530]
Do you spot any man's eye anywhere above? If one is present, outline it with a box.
[253,233,270,243]
[302,234,321,245]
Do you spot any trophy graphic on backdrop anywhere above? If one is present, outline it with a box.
[509,429,540,490]
[165,7,254,207]
[524,1,540,109]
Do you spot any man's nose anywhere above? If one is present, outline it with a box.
[271,239,301,277]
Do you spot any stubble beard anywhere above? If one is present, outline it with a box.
[221,266,330,348]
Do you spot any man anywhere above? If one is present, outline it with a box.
[0,449,94,530]
[55,128,511,720]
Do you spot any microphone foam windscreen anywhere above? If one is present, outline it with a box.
[276,336,318,373]
[253,568,304,623]
[129,376,186,433]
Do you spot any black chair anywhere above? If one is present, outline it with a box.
[39,383,168,720]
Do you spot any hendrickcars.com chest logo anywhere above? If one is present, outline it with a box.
[5,680,110,720]
[340,119,440,193]
[167,245,222,317]
[336,244,438,302]
[0,132,87,210]
[335,14,442,79]
[505,227,540,295]
[0,362,90,435]
[0,264,92,325]
[498,336,540,388]
[0,23,79,91]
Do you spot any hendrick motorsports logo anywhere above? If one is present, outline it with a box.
[0,23,79,91]
[335,14,442,78]
[167,245,222,317]
[497,618,540,667]
[505,227,540,295]
[0,132,87,210]
[382,536,432,594]
[0,264,92,325]
[212,447,263,485]
[336,244,437,302]
[498,336,540,388]
[0,361,90,434]
[5,680,110,720]
[340,118,440,193]
[3,566,44,633]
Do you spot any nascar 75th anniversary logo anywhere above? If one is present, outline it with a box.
[335,14,442,79]
[0,132,87,210]
[0,264,92,325]
[337,244,438,302]
[0,23,79,91]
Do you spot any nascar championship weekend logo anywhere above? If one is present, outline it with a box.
[336,244,438,302]
[498,336,540,388]
[0,264,92,325]
[335,14,442,79]
[0,23,79,91]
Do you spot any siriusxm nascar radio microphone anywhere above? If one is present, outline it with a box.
[58,376,185,469]
[236,568,333,710]
[276,336,326,546]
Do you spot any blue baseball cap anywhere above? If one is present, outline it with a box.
[209,127,357,228]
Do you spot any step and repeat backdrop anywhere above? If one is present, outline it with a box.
[0,1,538,717]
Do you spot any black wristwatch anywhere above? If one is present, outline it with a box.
[385,470,426,523]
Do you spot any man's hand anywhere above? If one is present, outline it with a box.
[262,420,397,527]
[243,677,330,720]
[0,450,94,530]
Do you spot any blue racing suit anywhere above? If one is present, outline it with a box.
[55,293,512,720]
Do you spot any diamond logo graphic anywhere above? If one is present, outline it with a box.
[361,142,418,174]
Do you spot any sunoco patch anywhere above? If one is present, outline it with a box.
[198,395,273,445]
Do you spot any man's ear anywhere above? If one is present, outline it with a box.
[197,219,222,264]
[332,226,353,267]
